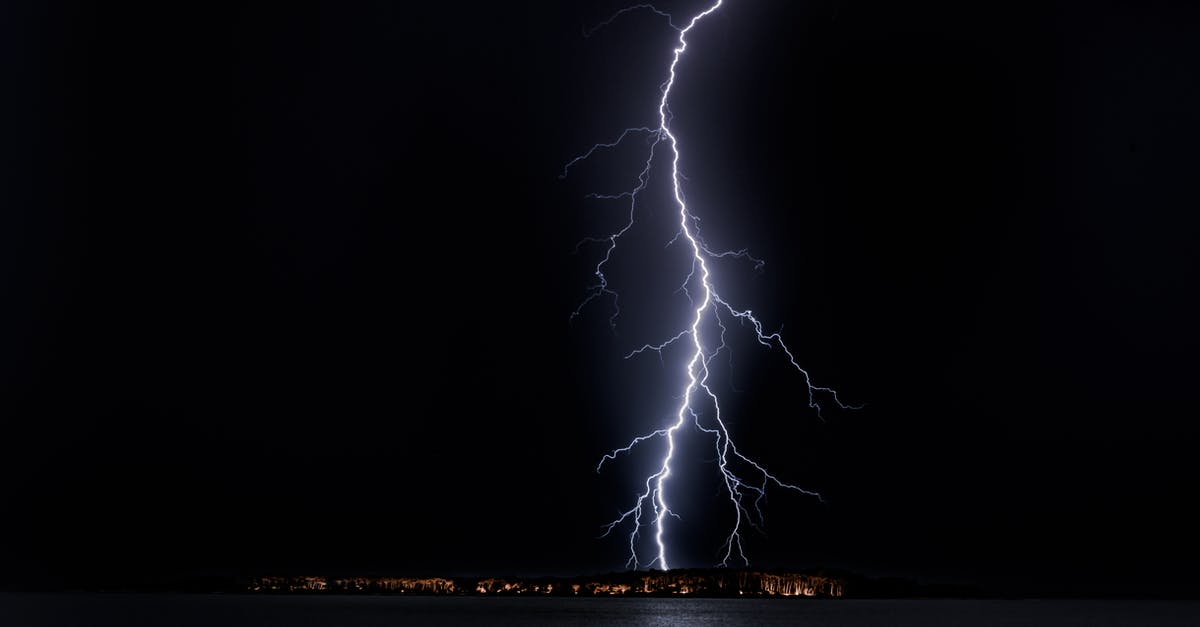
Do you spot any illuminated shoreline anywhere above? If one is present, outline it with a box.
[247,570,844,598]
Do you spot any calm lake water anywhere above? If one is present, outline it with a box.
[3,594,1199,626]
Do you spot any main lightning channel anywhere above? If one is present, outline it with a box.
[649,0,725,573]
[570,0,856,571]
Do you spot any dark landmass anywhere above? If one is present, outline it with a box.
[248,569,846,598]
[130,569,977,599]
[15,568,1199,599]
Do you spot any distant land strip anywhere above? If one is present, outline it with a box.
[250,570,842,597]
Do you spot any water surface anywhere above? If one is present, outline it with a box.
[3,594,1198,626]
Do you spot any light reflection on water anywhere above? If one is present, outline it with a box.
[3,594,1199,626]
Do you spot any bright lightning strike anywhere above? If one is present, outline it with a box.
[566,1,857,571]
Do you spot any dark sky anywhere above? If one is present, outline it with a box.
[3,0,1198,596]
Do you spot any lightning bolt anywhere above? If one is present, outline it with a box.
[566,1,857,571]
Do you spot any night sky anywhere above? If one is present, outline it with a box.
[4,0,1199,597]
